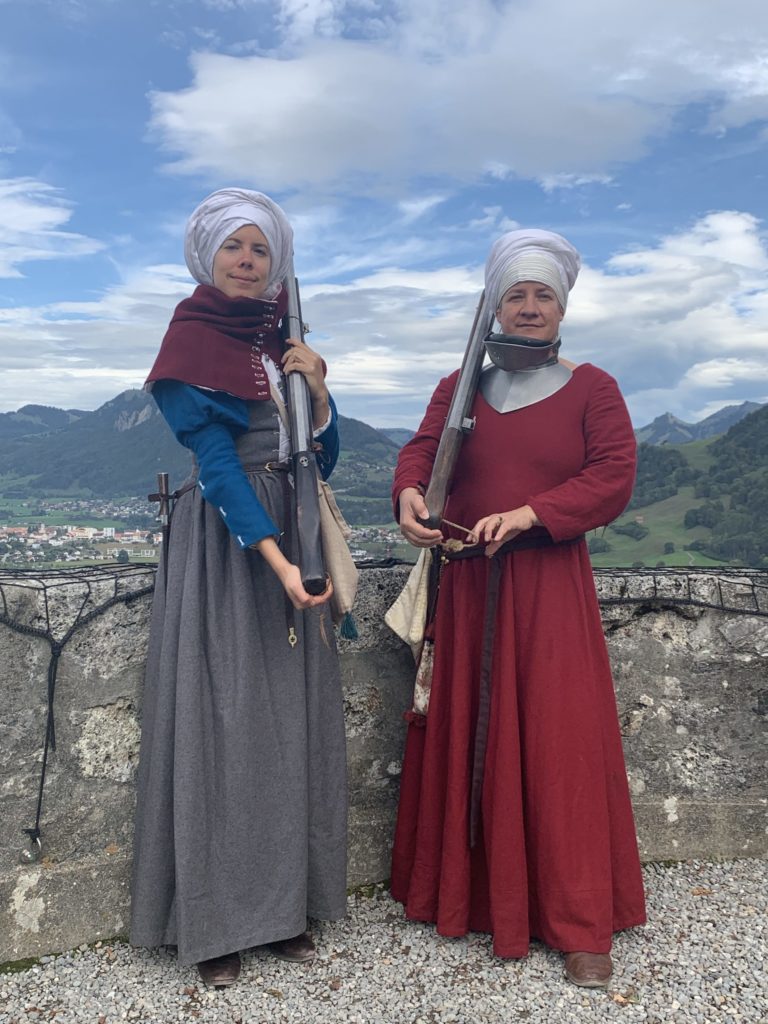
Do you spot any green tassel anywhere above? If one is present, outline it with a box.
[339,611,358,640]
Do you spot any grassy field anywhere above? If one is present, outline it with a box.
[588,486,727,569]
[666,438,716,473]
[0,497,150,531]
[0,513,127,530]
[0,506,126,530]
[0,477,93,499]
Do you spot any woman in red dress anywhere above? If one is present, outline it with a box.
[391,229,646,988]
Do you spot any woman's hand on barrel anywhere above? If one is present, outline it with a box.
[398,487,444,548]
[282,337,330,430]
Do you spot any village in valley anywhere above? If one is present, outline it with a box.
[0,498,161,566]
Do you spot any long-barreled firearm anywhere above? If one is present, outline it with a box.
[283,263,327,596]
[422,290,495,528]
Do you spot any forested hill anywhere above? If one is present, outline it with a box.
[0,403,87,440]
[0,391,192,498]
[611,404,768,566]
[0,389,402,526]
[699,405,768,563]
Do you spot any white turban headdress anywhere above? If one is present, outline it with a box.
[184,188,294,299]
[484,229,581,313]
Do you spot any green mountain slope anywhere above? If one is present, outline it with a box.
[0,391,402,526]
[591,405,768,568]
[0,404,87,441]
[0,391,191,498]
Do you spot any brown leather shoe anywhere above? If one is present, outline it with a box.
[197,951,241,988]
[564,951,613,988]
[266,931,316,963]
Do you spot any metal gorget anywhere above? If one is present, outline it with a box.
[479,360,573,413]
[479,330,573,412]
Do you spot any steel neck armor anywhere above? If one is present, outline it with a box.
[484,332,561,371]
[480,331,573,413]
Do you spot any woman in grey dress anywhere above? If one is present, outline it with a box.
[130,189,347,988]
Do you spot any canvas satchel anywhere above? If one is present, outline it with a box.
[317,476,359,629]
[384,547,431,658]
[384,546,439,715]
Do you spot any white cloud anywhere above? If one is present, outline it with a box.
[0,264,191,411]
[397,195,449,222]
[148,0,768,192]
[691,395,768,421]
[681,358,768,388]
[0,178,103,278]
[563,211,768,422]
[539,174,614,193]
[1,204,766,431]
[275,0,343,41]
[232,210,768,426]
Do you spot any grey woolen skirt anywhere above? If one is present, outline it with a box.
[130,401,348,966]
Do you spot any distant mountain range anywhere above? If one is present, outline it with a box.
[634,402,764,445]
[379,428,416,447]
[0,393,763,517]
[0,391,403,524]
[0,403,88,439]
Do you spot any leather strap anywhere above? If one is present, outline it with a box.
[469,553,502,847]
[443,532,581,562]
[444,533,584,847]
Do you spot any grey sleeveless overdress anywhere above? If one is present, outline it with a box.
[130,398,347,966]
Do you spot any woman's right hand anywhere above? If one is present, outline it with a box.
[254,536,333,609]
[279,562,334,610]
[398,487,444,548]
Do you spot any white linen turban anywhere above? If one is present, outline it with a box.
[184,188,294,299]
[484,229,581,313]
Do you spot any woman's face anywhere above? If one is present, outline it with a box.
[496,280,564,341]
[212,224,271,300]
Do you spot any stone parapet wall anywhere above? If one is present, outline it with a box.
[0,565,766,963]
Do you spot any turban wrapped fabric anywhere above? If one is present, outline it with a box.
[485,229,581,312]
[184,188,294,299]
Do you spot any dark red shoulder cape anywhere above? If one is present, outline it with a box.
[145,284,288,401]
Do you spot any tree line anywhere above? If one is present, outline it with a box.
[621,406,768,566]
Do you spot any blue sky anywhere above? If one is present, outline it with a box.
[1,0,767,428]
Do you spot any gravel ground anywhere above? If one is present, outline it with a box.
[1,859,765,1024]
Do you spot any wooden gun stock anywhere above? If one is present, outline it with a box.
[422,426,466,529]
[283,266,327,596]
[422,290,494,528]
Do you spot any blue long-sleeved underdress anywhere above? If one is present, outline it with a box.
[152,379,339,550]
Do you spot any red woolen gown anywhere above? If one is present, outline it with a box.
[390,363,646,957]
